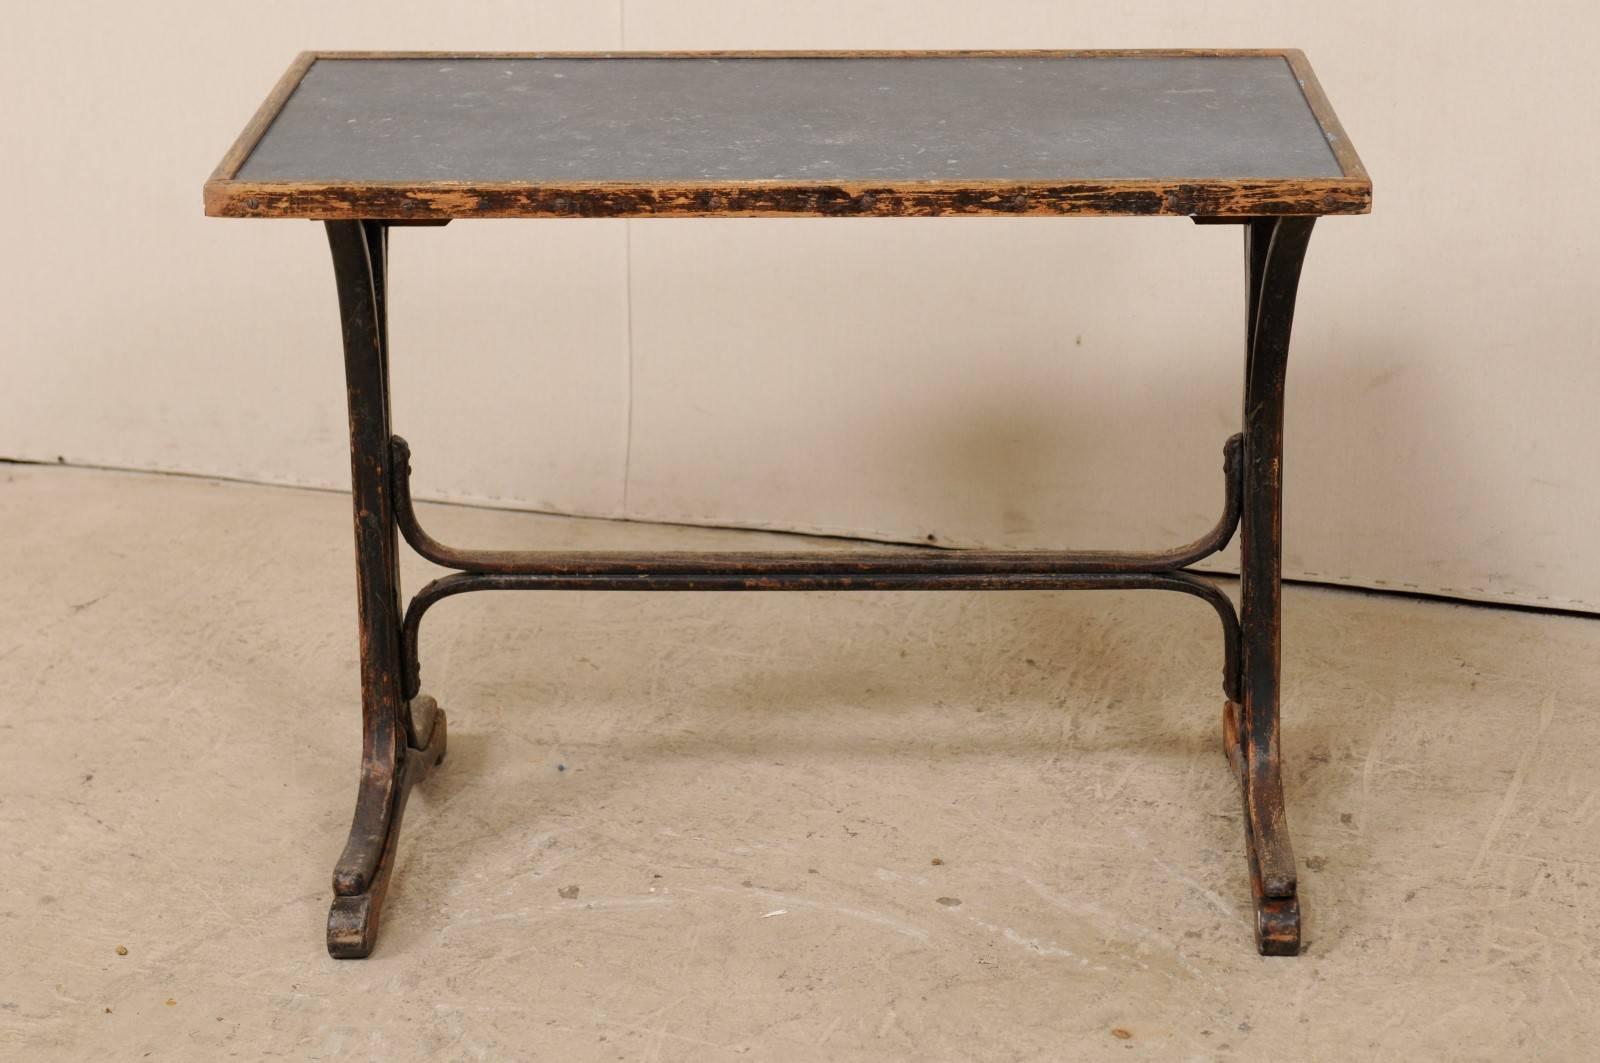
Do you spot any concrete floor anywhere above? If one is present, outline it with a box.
[2,463,1597,1062]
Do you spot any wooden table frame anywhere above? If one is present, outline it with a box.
[205,50,1371,959]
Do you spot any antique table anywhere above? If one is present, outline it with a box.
[205,50,1370,958]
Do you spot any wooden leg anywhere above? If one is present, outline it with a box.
[1232,216,1316,956]
[323,219,443,959]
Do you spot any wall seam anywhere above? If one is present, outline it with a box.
[617,0,634,516]
[620,220,636,516]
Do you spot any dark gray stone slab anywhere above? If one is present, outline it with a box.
[238,56,1342,184]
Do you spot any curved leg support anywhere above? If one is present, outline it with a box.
[1233,215,1316,955]
[393,431,1246,705]
[324,220,446,958]
[402,568,1241,707]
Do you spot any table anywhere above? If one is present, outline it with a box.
[205,50,1371,958]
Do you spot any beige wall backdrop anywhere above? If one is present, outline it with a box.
[5,2,1598,609]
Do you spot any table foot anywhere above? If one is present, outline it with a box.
[327,696,447,959]
[1223,700,1300,956]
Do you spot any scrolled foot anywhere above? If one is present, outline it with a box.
[1223,699,1302,956]
[326,697,448,959]
[327,893,379,959]
[1255,892,1301,956]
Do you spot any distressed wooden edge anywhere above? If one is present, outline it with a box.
[1282,49,1370,187]
[205,177,1371,220]
[204,48,1371,219]
[207,51,317,183]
